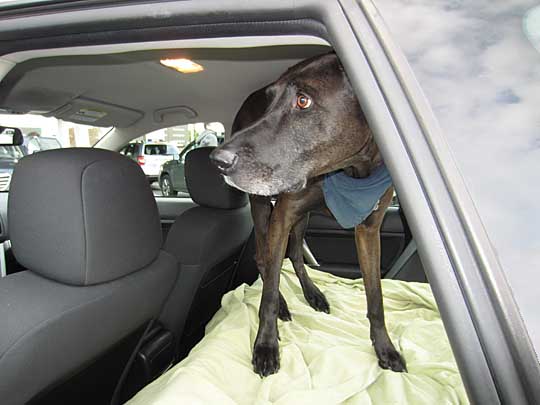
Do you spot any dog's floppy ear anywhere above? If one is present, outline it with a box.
[327,51,345,73]
[231,85,270,135]
[322,51,347,77]
[330,52,354,91]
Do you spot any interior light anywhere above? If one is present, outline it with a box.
[160,58,204,73]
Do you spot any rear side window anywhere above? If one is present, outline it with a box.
[125,144,137,157]
[37,138,61,150]
[144,145,168,155]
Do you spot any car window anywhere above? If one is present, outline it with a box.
[0,145,24,159]
[376,0,540,352]
[0,113,112,191]
[37,137,61,150]
[138,122,225,198]
[179,141,196,160]
[144,144,168,155]
[166,145,179,155]
[125,144,137,157]
[27,138,40,154]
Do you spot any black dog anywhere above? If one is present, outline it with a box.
[211,52,406,376]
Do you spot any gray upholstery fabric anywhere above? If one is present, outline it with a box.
[186,147,248,209]
[0,147,177,404]
[0,252,177,405]
[163,205,252,267]
[160,205,252,338]
[8,148,162,285]
[159,148,252,338]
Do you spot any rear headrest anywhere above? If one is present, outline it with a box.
[8,148,162,286]
[185,147,248,209]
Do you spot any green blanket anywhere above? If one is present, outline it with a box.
[128,260,468,404]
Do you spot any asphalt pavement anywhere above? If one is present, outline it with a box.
[151,181,189,198]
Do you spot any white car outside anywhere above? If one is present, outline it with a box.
[120,143,180,181]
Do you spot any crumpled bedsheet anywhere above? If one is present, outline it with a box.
[127,260,468,405]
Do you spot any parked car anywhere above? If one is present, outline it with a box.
[22,134,62,155]
[0,145,23,191]
[120,142,179,183]
[159,133,223,196]
[0,135,62,192]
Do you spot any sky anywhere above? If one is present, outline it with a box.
[376,0,540,354]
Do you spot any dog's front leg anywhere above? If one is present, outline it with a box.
[355,187,407,372]
[250,194,292,321]
[252,188,322,377]
[252,196,291,377]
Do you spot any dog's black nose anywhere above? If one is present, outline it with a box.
[210,149,238,173]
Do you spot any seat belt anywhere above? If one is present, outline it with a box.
[384,239,417,279]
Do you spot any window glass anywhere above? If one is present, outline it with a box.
[126,122,225,198]
[0,113,112,191]
[376,0,540,350]
[37,137,62,151]
[143,144,180,156]
[26,138,40,154]
[0,145,24,160]
[166,145,180,155]
[144,144,168,155]
[124,144,137,157]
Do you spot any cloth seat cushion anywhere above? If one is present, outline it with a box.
[0,252,177,404]
[128,260,468,405]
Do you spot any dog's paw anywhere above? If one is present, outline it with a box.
[376,345,407,373]
[252,342,280,377]
[278,294,292,321]
[305,286,330,314]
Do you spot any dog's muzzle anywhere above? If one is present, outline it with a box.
[210,149,238,174]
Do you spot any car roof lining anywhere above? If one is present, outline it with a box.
[0,35,331,135]
[2,35,329,63]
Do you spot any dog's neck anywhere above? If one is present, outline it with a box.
[341,139,383,179]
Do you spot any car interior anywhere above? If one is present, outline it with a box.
[0,36,428,404]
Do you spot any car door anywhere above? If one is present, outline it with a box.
[306,202,412,279]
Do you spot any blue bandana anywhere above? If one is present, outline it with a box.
[322,164,392,229]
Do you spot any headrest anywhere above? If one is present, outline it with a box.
[185,147,248,209]
[8,148,162,286]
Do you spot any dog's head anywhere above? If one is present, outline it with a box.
[210,52,374,196]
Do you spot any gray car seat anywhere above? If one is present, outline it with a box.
[0,148,177,405]
[159,147,253,358]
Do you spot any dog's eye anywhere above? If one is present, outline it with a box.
[296,94,312,109]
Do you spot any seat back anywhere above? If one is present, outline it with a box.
[0,148,177,404]
[159,147,252,357]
